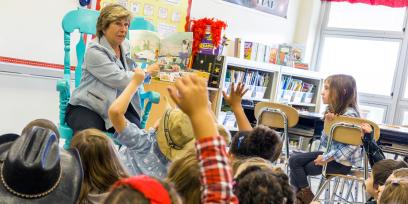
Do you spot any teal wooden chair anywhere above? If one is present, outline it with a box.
[57,7,160,149]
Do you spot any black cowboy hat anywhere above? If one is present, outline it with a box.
[0,126,83,204]
[0,133,19,162]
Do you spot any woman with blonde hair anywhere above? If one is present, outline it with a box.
[65,4,159,134]
[71,128,128,204]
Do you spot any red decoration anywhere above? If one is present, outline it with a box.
[322,0,408,7]
[186,18,227,57]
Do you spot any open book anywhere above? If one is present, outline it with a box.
[129,30,193,72]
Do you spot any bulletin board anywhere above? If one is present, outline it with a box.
[99,0,192,36]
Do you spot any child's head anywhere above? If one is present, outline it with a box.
[366,159,408,198]
[378,168,408,204]
[234,165,295,204]
[21,119,60,139]
[366,159,408,199]
[322,74,358,114]
[104,175,181,204]
[233,156,276,178]
[229,125,282,162]
[166,149,201,204]
[70,129,128,203]
[156,108,195,161]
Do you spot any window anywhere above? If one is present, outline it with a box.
[359,104,386,124]
[315,2,408,124]
[319,36,400,96]
[327,2,406,31]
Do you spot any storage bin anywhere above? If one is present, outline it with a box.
[253,86,267,99]
[291,91,304,103]
[302,92,314,104]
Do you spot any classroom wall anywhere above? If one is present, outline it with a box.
[0,0,314,134]
[190,0,301,48]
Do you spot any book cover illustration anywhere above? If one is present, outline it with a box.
[129,30,193,72]
[192,53,225,88]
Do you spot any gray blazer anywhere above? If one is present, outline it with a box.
[69,36,142,129]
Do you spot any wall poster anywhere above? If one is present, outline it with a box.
[222,0,289,18]
[99,0,192,36]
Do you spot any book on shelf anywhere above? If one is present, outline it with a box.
[129,30,193,72]
[219,111,238,131]
[233,38,309,69]
[279,76,315,104]
[224,69,270,100]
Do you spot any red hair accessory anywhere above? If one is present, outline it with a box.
[112,175,171,204]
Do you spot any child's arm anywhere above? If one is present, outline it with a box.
[109,68,145,133]
[318,109,361,164]
[222,82,252,131]
[168,75,238,204]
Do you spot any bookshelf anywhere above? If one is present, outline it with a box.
[215,57,324,131]
[276,66,323,113]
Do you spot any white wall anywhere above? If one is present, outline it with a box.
[0,0,79,64]
[0,0,310,133]
[190,0,301,55]
[0,70,60,134]
[293,0,322,64]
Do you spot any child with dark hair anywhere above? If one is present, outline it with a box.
[365,159,408,203]
[229,125,283,162]
[222,82,283,165]
[234,165,295,204]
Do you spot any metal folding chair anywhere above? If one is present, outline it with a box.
[313,116,380,203]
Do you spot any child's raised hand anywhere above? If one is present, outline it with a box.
[361,123,372,134]
[132,68,146,86]
[167,74,209,117]
[325,112,336,121]
[222,82,248,109]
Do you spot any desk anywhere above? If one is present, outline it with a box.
[143,79,220,128]
[378,125,408,156]
[296,112,408,156]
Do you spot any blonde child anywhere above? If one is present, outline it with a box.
[108,69,228,179]
[378,168,408,204]
[365,159,408,202]
[105,75,238,204]
[167,74,238,203]
[71,129,129,204]
[289,74,369,204]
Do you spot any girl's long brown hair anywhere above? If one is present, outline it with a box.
[325,74,359,115]
[71,129,128,204]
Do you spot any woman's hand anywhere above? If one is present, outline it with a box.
[132,68,145,86]
[222,82,248,110]
[146,63,160,76]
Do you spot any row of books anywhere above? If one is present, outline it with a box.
[234,38,309,69]
[280,76,314,93]
[279,76,315,104]
[218,111,238,131]
[223,69,270,100]
[225,69,271,87]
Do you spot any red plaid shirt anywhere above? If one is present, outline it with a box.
[196,136,239,204]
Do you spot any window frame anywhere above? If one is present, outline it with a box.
[312,2,408,124]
